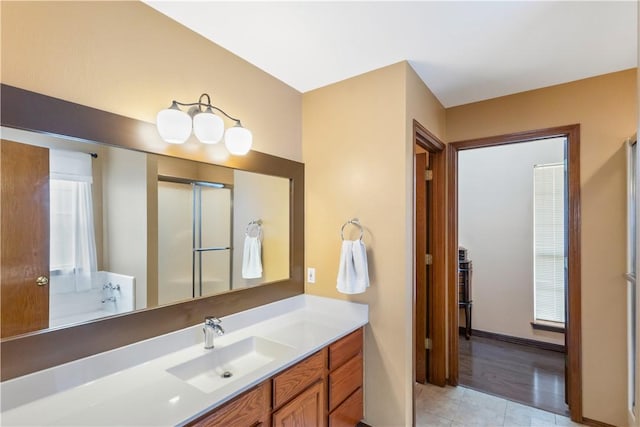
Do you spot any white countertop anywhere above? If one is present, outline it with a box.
[0,295,368,426]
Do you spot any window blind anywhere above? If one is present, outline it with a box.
[533,163,565,324]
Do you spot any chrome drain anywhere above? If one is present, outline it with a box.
[221,371,233,378]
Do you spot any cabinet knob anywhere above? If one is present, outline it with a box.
[36,276,49,286]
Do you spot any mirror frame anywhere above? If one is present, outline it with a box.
[0,84,304,380]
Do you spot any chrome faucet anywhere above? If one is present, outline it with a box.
[203,316,225,349]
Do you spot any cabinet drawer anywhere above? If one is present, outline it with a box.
[329,328,363,371]
[328,353,363,411]
[273,380,325,427]
[273,349,325,409]
[329,387,363,427]
[188,381,270,427]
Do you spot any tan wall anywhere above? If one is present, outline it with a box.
[102,146,148,310]
[303,61,445,426]
[447,68,637,427]
[0,1,301,162]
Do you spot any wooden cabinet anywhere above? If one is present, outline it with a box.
[187,327,364,427]
[328,387,363,427]
[273,380,324,427]
[458,259,473,339]
[328,329,363,426]
[189,381,270,427]
[273,350,325,408]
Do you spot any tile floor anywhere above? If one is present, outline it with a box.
[415,382,585,427]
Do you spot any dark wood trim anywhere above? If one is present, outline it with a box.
[413,120,447,387]
[531,321,566,334]
[565,124,582,423]
[415,152,427,384]
[415,121,445,152]
[460,328,566,353]
[446,143,459,386]
[582,418,617,427]
[0,84,305,380]
[446,125,582,422]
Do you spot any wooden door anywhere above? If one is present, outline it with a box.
[1,139,50,337]
[415,151,428,383]
[272,381,325,427]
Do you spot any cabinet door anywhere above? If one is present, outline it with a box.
[273,349,325,408]
[1,140,50,337]
[329,328,362,371]
[329,387,363,427]
[189,382,270,427]
[329,354,362,411]
[273,380,325,427]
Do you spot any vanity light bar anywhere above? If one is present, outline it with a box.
[156,93,252,155]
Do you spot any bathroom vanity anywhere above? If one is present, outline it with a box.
[0,295,368,426]
[190,327,363,426]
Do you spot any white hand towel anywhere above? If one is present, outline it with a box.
[337,240,370,294]
[242,235,263,279]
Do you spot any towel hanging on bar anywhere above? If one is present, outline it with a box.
[242,219,262,279]
[337,219,369,294]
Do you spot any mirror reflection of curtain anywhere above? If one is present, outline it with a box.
[49,150,97,291]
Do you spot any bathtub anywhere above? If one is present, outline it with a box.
[49,271,135,328]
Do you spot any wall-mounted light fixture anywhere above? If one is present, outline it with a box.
[156,93,253,155]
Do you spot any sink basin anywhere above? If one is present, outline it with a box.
[166,336,292,393]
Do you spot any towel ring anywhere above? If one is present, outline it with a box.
[246,219,263,239]
[341,218,364,241]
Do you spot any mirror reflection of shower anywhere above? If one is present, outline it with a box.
[158,177,232,306]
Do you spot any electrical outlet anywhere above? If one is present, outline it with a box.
[307,267,316,284]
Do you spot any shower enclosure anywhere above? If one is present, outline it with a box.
[158,177,232,306]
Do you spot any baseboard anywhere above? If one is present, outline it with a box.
[459,327,565,353]
[582,417,617,427]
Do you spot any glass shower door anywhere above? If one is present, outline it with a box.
[194,184,232,297]
[158,181,232,305]
[158,181,194,305]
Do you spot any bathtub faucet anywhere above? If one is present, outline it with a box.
[203,316,225,349]
[102,296,116,303]
[102,282,121,291]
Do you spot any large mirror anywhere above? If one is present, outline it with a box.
[1,127,290,335]
[0,84,304,380]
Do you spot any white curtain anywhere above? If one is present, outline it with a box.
[50,150,97,291]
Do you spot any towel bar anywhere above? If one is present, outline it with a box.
[341,218,364,241]
[246,219,263,239]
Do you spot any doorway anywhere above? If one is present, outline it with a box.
[456,137,567,415]
[446,125,582,422]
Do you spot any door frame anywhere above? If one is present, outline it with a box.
[414,120,447,386]
[446,124,582,421]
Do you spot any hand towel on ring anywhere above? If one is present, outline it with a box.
[336,239,370,294]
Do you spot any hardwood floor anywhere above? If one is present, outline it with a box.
[458,334,568,416]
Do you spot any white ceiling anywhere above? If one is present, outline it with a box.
[145,1,637,107]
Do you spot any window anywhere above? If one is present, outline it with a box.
[49,150,97,291]
[533,163,565,324]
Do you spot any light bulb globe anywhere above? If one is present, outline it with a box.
[156,107,191,144]
[193,110,224,144]
[224,125,253,155]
